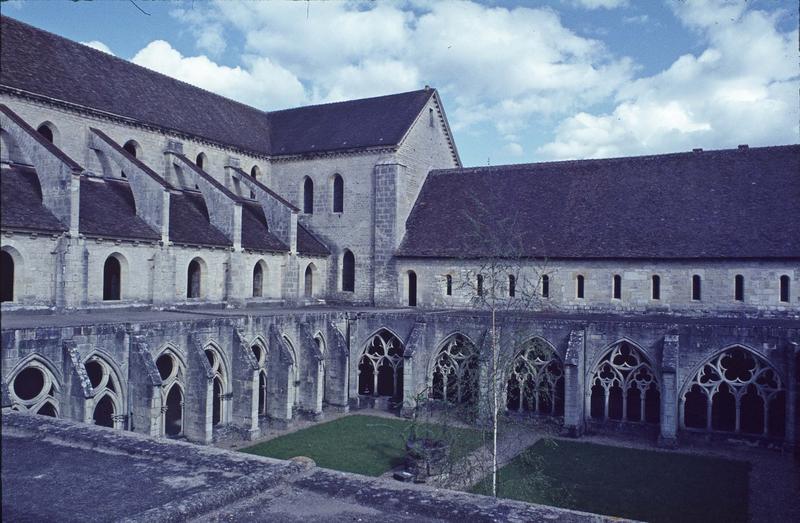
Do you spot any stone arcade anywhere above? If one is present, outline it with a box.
[1,16,798,453]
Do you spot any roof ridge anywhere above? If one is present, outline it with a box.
[0,16,273,121]
[429,144,800,176]
[267,88,433,114]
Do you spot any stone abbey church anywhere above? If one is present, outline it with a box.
[1,15,798,451]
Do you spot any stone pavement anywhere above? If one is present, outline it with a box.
[1,412,618,522]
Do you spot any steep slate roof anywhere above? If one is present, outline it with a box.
[297,223,331,257]
[241,201,288,252]
[169,192,231,247]
[0,165,66,233]
[0,16,435,157]
[268,90,434,156]
[79,177,160,241]
[398,145,800,259]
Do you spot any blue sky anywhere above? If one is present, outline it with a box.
[2,0,797,166]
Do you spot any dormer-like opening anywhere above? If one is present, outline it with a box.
[36,121,57,144]
[196,152,208,170]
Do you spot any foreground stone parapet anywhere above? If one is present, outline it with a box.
[1,412,624,522]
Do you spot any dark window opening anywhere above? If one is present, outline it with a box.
[252,263,263,297]
[37,124,53,143]
[187,260,201,299]
[407,271,417,306]
[304,264,314,298]
[85,360,103,388]
[780,275,790,303]
[612,274,621,299]
[103,256,121,301]
[165,386,183,436]
[13,367,44,401]
[93,395,115,428]
[508,275,516,297]
[652,275,661,300]
[1,250,14,302]
[342,250,355,292]
[477,274,484,296]
[333,174,344,213]
[195,153,206,170]
[692,275,702,300]
[541,274,549,298]
[156,354,173,381]
[576,275,585,299]
[123,140,138,158]
[212,378,223,426]
[37,402,57,417]
[303,177,314,214]
[258,371,267,416]
[445,275,452,296]
[250,165,259,178]
[734,274,744,302]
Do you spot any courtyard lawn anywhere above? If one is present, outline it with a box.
[241,414,484,477]
[472,439,750,523]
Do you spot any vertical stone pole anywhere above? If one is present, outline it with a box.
[226,250,247,308]
[659,330,680,447]
[231,328,261,440]
[325,321,350,412]
[372,162,405,306]
[128,336,163,437]
[282,253,300,303]
[266,325,293,427]
[185,335,214,444]
[563,329,585,437]
[150,247,175,306]
[347,317,363,408]
[785,340,798,449]
[63,339,92,424]
[400,321,426,416]
[62,239,87,309]
[52,236,69,310]
[299,322,324,419]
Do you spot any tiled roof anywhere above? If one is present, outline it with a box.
[297,223,331,257]
[268,90,434,156]
[78,177,160,241]
[0,165,66,233]
[0,16,433,157]
[168,192,231,247]
[241,201,288,252]
[398,145,800,259]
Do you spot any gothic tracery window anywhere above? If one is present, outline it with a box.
[156,350,185,437]
[205,346,228,426]
[358,330,404,399]
[430,334,479,405]
[251,342,268,417]
[589,342,660,424]
[85,355,124,429]
[9,359,59,417]
[681,346,785,437]
[506,338,564,416]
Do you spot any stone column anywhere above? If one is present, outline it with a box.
[372,162,405,306]
[563,329,585,437]
[785,340,797,449]
[231,328,260,440]
[128,336,163,437]
[659,331,680,447]
[185,335,213,444]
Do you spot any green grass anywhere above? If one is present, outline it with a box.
[241,414,484,477]
[472,439,750,523]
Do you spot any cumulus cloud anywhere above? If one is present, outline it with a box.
[538,1,799,159]
[131,40,306,110]
[567,0,629,9]
[168,0,633,140]
[81,40,114,55]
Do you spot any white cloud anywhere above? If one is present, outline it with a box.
[538,3,799,159]
[568,0,629,10]
[503,142,524,157]
[172,0,633,137]
[81,40,114,55]
[131,40,306,110]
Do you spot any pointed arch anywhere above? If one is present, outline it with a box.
[7,355,61,416]
[506,337,564,416]
[588,340,660,425]
[358,329,404,399]
[103,252,127,301]
[155,345,186,436]
[204,342,230,427]
[332,173,344,213]
[680,345,785,438]
[430,333,479,405]
[83,351,125,429]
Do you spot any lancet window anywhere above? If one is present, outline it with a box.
[589,342,660,424]
[358,330,404,399]
[85,355,124,429]
[205,347,228,426]
[156,350,185,437]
